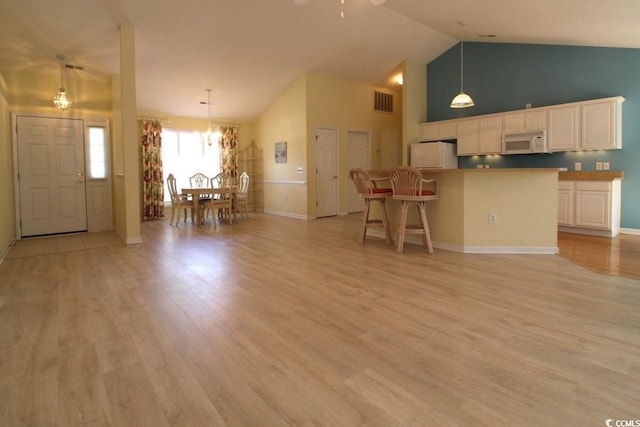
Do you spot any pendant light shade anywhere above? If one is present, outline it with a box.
[450,92,474,109]
[53,55,72,111]
[450,22,474,109]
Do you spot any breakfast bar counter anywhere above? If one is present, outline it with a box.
[369,168,560,254]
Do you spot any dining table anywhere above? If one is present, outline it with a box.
[181,186,238,225]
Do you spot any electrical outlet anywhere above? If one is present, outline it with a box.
[574,162,582,171]
[488,213,497,224]
[596,162,603,171]
[603,162,610,170]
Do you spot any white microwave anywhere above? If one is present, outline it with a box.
[502,130,548,155]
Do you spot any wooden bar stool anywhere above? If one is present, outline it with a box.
[390,166,438,253]
[349,168,392,245]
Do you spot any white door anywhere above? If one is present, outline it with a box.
[346,131,371,213]
[315,128,338,218]
[17,116,87,237]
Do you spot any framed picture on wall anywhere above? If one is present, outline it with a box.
[275,141,287,163]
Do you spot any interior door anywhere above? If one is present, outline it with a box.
[346,131,371,213]
[17,116,87,237]
[315,128,338,218]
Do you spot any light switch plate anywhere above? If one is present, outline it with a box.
[596,162,603,171]
[574,162,582,171]
[603,162,610,170]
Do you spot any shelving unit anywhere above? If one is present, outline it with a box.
[237,141,263,212]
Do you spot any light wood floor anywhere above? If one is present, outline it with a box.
[558,231,640,281]
[1,214,639,426]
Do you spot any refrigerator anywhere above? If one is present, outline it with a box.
[410,141,458,169]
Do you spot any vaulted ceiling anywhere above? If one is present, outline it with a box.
[1,0,638,122]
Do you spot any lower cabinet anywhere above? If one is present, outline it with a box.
[558,180,621,237]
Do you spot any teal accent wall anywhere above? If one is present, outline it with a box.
[427,43,640,230]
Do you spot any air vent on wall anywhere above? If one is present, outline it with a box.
[374,91,393,114]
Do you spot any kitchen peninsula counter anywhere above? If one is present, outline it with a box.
[559,171,623,181]
[368,168,560,254]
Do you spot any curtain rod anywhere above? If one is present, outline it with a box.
[137,116,170,124]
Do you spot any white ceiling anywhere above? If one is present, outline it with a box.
[0,0,638,122]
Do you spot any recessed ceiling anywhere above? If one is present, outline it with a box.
[0,0,638,122]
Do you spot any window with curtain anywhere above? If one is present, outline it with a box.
[161,128,221,203]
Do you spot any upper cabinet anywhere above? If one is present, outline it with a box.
[456,119,479,156]
[548,97,623,151]
[419,96,624,156]
[420,120,457,141]
[547,105,580,151]
[479,116,503,154]
[502,110,546,133]
[457,116,502,155]
[582,98,623,150]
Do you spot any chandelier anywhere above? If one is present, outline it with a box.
[201,89,221,146]
[53,54,72,111]
[294,0,386,18]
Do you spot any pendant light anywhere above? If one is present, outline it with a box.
[201,89,221,146]
[450,22,474,109]
[53,54,72,111]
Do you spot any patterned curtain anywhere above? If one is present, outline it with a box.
[219,126,238,183]
[141,120,164,220]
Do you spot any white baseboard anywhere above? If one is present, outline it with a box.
[262,209,310,220]
[368,230,559,254]
[114,227,143,244]
[621,228,640,235]
[558,226,618,237]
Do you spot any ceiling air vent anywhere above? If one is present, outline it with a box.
[374,91,393,114]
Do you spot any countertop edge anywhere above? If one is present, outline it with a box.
[368,169,623,182]
[559,171,623,181]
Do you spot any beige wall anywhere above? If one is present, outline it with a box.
[385,169,558,252]
[401,60,427,164]
[254,71,402,219]
[0,69,112,259]
[3,69,112,117]
[0,72,15,260]
[254,74,308,217]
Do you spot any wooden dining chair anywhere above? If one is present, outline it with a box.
[189,172,210,189]
[236,171,250,218]
[166,173,195,226]
[201,187,233,228]
[390,166,438,253]
[349,168,392,245]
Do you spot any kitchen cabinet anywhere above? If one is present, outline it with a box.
[502,110,546,133]
[557,181,574,226]
[418,96,624,156]
[456,116,502,156]
[456,119,479,156]
[558,177,621,237]
[547,105,580,151]
[548,98,623,151]
[419,120,457,141]
[479,116,503,153]
[582,98,623,150]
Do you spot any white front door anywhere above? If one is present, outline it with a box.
[16,116,88,237]
[315,128,338,218]
[346,131,371,213]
